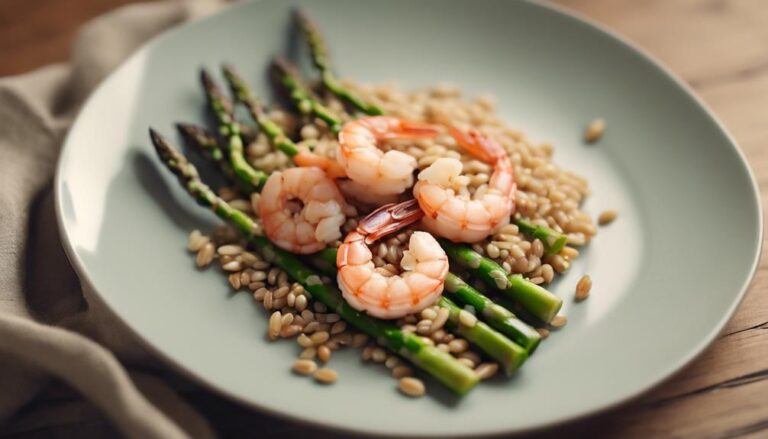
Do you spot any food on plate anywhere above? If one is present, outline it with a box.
[149,10,605,397]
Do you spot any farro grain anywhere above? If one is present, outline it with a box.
[385,356,400,369]
[431,329,447,343]
[187,230,209,252]
[273,297,287,309]
[310,331,330,345]
[399,377,425,397]
[195,242,215,267]
[313,368,337,384]
[273,286,290,299]
[430,308,450,333]
[303,321,319,334]
[280,325,301,338]
[584,118,606,143]
[576,275,592,301]
[292,359,317,375]
[392,365,414,378]
[222,260,242,272]
[263,292,273,309]
[371,347,387,363]
[295,294,308,311]
[598,210,618,225]
[253,287,268,301]
[476,362,499,380]
[351,334,369,348]
[227,273,242,290]
[331,332,352,345]
[550,315,568,328]
[217,244,244,256]
[448,339,469,354]
[536,328,550,338]
[458,358,476,369]
[317,345,332,363]
[459,351,481,364]
[436,343,450,353]
[362,346,374,361]
[301,310,315,322]
[297,334,314,348]
[268,312,282,340]
[330,321,347,335]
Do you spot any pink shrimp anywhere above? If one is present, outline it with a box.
[336,199,448,319]
[337,116,440,196]
[413,127,516,243]
[259,167,348,254]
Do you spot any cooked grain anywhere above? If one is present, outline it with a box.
[476,362,499,380]
[576,275,592,301]
[317,345,331,363]
[195,242,215,267]
[399,377,426,397]
[584,118,606,143]
[313,368,337,384]
[292,359,317,375]
[598,210,618,225]
[550,315,568,328]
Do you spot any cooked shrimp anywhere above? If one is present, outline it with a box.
[259,167,348,254]
[336,199,448,319]
[338,116,439,196]
[414,127,515,243]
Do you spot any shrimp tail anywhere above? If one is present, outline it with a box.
[396,120,441,138]
[294,150,347,179]
[449,126,505,164]
[357,199,424,244]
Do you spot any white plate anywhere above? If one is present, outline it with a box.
[55,0,763,435]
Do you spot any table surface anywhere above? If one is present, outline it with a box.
[3,0,767,437]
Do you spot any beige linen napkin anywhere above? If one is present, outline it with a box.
[0,1,227,437]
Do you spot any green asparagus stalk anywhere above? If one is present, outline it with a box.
[200,69,267,192]
[150,128,478,394]
[312,248,528,374]
[439,239,562,323]
[271,57,343,133]
[294,9,384,116]
[514,218,567,255]
[440,296,526,375]
[221,64,300,158]
[444,273,540,353]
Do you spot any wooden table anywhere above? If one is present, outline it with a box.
[3,1,767,437]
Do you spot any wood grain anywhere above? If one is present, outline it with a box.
[2,0,767,437]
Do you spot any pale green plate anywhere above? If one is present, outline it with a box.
[55,0,763,435]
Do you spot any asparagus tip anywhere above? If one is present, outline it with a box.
[149,128,172,162]
[199,67,214,89]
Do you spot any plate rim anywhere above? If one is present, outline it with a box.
[53,0,765,436]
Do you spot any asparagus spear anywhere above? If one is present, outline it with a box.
[439,239,562,323]
[200,69,267,192]
[270,57,343,134]
[514,218,567,255]
[150,128,478,394]
[221,64,300,158]
[444,273,541,353]
[294,9,384,116]
[311,248,528,374]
